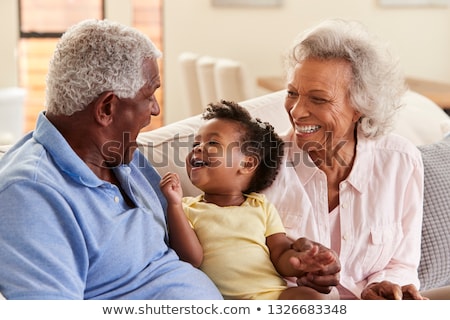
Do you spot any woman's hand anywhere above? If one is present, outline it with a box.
[361,281,427,300]
[292,237,341,294]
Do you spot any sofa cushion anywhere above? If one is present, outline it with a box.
[393,91,450,146]
[137,90,290,196]
[417,135,450,290]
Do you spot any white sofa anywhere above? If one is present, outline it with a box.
[1,89,450,298]
[136,89,450,292]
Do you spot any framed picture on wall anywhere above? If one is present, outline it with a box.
[212,0,282,7]
[378,0,449,6]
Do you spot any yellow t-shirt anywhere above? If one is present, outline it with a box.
[182,192,287,299]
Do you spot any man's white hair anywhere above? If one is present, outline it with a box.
[45,19,162,115]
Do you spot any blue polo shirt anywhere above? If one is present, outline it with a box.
[0,112,221,300]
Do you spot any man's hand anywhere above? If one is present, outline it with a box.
[361,281,427,300]
[292,237,341,294]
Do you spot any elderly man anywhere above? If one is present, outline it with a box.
[0,19,221,300]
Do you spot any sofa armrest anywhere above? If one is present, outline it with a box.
[417,136,450,290]
[394,91,450,146]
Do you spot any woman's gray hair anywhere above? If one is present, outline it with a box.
[285,19,406,138]
[45,19,162,115]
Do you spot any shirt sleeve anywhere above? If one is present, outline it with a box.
[366,155,424,288]
[0,181,87,299]
[264,198,286,238]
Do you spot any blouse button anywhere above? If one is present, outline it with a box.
[114,196,120,203]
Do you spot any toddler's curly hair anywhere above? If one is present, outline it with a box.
[202,100,284,194]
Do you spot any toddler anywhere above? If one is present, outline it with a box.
[160,100,336,299]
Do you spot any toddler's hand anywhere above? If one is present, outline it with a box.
[289,244,336,274]
[159,172,183,204]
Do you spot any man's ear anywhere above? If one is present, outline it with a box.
[93,91,116,126]
[239,155,259,174]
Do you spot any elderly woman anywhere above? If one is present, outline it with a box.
[263,19,425,300]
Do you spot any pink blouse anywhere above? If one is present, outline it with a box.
[263,129,424,299]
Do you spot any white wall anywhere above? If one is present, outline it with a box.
[0,0,20,87]
[0,0,131,88]
[104,0,132,25]
[163,0,450,123]
[1,0,449,125]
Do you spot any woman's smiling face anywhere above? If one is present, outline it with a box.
[285,58,361,152]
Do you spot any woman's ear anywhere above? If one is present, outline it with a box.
[93,91,116,126]
[352,110,362,123]
[239,155,259,174]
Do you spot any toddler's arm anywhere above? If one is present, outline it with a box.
[160,172,203,267]
[267,233,336,278]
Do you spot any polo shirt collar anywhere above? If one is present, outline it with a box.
[32,112,104,187]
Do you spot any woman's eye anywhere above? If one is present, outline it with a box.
[310,96,328,104]
[286,90,298,98]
